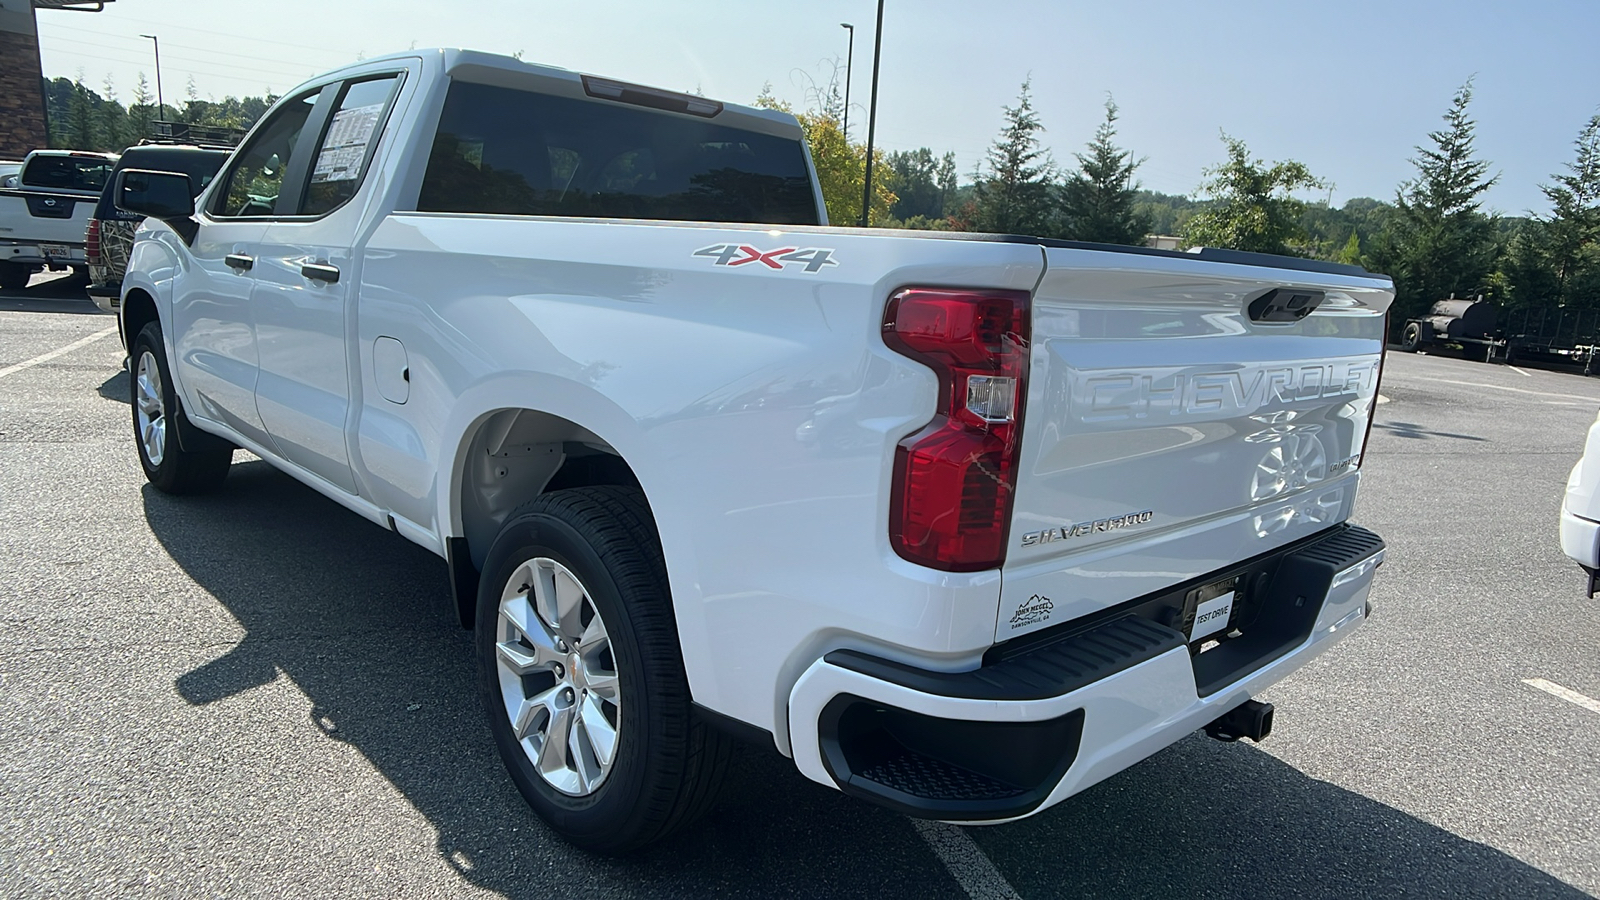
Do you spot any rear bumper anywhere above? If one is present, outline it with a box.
[1560,506,1600,570]
[86,278,120,314]
[787,524,1385,822]
[1,241,86,266]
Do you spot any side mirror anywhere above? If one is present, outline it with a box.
[115,168,197,244]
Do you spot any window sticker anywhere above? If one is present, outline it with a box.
[311,103,384,183]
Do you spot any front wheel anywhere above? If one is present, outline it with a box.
[476,486,731,853]
[130,322,233,494]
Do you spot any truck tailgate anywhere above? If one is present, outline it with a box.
[999,248,1392,640]
[0,190,95,245]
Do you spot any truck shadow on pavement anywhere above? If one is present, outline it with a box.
[146,462,1586,900]
[0,271,101,313]
[1373,420,1490,442]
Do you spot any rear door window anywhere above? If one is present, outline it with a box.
[418,81,818,226]
[302,75,402,217]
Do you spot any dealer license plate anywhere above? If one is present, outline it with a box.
[1189,577,1237,643]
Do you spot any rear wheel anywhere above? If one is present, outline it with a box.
[0,261,32,291]
[131,322,233,494]
[476,486,731,853]
[1400,322,1422,352]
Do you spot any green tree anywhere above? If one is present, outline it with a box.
[99,74,129,151]
[1180,133,1325,255]
[1058,98,1151,245]
[1494,220,1559,308]
[129,73,155,142]
[754,84,894,226]
[966,78,1056,236]
[884,148,958,221]
[1371,80,1500,320]
[1337,230,1363,266]
[1538,114,1600,305]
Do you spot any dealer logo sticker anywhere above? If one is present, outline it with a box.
[1008,594,1055,630]
[693,243,838,273]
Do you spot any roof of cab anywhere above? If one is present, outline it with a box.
[309,48,805,140]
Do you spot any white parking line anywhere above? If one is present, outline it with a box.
[1523,678,1600,715]
[1427,378,1600,404]
[1509,366,1533,377]
[911,819,1023,900]
[0,326,117,380]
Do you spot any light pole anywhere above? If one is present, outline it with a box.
[839,23,853,142]
[858,0,883,227]
[139,33,164,120]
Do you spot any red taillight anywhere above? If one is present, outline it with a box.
[84,219,100,265]
[883,287,1031,571]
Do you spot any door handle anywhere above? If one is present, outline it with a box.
[301,262,340,284]
[224,253,253,271]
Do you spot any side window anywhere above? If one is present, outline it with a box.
[302,75,401,217]
[211,88,324,218]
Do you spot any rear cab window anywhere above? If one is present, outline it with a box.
[23,155,115,193]
[417,80,819,226]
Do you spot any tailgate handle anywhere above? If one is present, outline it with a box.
[224,253,253,271]
[1249,288,1325,323]
[301,262,340,284]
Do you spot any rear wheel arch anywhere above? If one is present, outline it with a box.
[449,407,654,629]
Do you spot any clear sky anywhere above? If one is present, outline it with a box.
[33,0,1600,215]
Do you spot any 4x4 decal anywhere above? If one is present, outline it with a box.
[693,243,838,273]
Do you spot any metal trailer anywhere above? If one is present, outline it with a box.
[1496,306,1600,373]
[1399,299,1500,361]
[1402,300,1600,374]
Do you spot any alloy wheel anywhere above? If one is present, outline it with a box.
[495,557,622,796]
[134,350,166,466]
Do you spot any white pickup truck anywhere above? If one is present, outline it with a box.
[0,150,117,289]
[117,49,1391,853]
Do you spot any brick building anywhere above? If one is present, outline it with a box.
[0,0,47,159]
[0,0,114,159]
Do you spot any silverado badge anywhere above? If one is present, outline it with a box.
[1020,510,1153,547]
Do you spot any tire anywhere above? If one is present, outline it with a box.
[1400,322,1421,352]
[476,485,731,854]
[0,261,31,291]
[130,322,233,494]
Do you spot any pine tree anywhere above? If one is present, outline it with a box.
[1180,133,1324,255]
[68,76,96,150]
[130,73,154,142]
[1059,98,1151,245]
[100,73,127,151]
[1377,79,1500,319]
[1539,114,1600,306]
[183,75,200,123]
[1337,230,1363,266]
[968,79,1055,236]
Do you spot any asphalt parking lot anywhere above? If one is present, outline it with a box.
[2,273,1598,899]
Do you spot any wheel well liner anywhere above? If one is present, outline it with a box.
[121,289,158,353]
[450,408,649,628]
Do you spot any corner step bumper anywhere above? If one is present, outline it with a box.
[787,524,1386,822]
